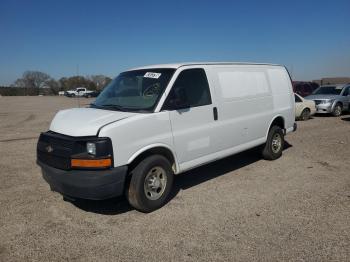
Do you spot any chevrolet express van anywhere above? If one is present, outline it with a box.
[37,62,296,212]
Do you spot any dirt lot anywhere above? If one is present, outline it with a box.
[0,96,349,261]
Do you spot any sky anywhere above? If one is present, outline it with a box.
[0,0,349,85]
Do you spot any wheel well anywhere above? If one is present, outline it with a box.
[128,147,176,174]
[335,101,343,107]
[270,116,285,130]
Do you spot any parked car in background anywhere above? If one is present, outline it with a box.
[305,84,350,116]
[65,87,94,97]
[83,90,100,98]
[293,81,319,97]
[58,91,65,96]
[294,93,316,120]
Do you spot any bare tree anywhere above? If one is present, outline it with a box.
[59,76,95,91]
[46,79,60,95]
[13,78,26,88]
[13,71,51,95]
[89,75,112,90]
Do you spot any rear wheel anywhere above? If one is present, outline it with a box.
[300,108,311,121]
[262,126,284,160]
[332,103,342,117]
[126,155,174,213]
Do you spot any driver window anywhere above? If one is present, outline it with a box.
[342,87,349,96]
[171,68,212,108]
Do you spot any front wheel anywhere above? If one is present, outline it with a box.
[332,103,342,117]
[262,126,284,160]
[127,155,174,213]
[300,108,311,121]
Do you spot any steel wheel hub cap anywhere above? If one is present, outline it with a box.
[335,107,341,115]
[272,134,282,153]
[144,166,167,200]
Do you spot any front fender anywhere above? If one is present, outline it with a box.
[265,115,285,139]
[331,100,343,111]
[128,143,180,174]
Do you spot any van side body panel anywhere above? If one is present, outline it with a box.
[175,64,294,172]
[207,65,274,146]
[267,67,295,133]
[99,64,295,174]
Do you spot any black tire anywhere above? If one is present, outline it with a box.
[127,155,174,213]
[262,126,284,160]
[300,108,311,121]
[332,103,342,117]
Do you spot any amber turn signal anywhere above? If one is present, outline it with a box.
[71,158,112,168]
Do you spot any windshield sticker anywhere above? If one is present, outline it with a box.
[144,72,161,79]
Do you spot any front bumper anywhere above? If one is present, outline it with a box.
[38,160,128,200]
[315,104,332,114]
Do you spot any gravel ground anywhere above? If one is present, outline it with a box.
[0,96,349,261]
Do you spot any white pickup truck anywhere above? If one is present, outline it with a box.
[65,87,93,97]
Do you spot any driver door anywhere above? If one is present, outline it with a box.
[163,68,219,170]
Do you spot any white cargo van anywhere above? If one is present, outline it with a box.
[37,62,296,212]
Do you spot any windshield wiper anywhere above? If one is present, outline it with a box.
[90,103,99,108]
[99,104,127,111]
[90,103,150,113]
[89,103,126,111]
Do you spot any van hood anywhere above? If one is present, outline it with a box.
[49,108,137,137]
[305,94,340,100]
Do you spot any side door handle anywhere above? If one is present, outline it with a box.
[213,107,218,121]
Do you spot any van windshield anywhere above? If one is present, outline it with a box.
[92,69,175,112]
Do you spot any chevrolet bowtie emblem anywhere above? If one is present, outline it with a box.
[46,145,53,153]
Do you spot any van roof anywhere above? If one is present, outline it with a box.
[128,62,283,71]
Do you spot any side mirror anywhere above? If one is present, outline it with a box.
[168,86,190,110]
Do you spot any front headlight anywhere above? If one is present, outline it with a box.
[320,99,334,104]
[86,142,96,155]
[71,138,113,169]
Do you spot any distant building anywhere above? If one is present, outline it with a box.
[313,77,350,85]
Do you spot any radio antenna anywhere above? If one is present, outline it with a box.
[76,64,80,108]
